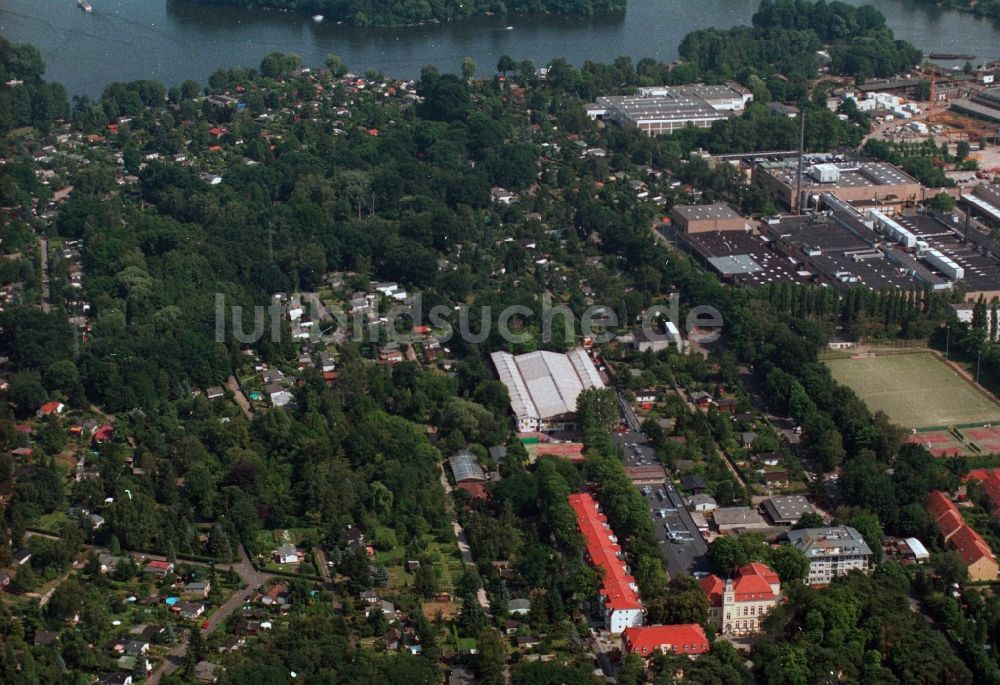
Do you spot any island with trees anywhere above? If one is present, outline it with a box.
[185,0,626,27]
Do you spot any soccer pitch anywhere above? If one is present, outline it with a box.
[825,351,1000,429]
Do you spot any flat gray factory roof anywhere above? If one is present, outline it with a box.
[673,203,742,222]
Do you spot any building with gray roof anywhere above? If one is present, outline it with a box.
[786,526,872,585]
[449,451,486,483]
[491,348,604,432]
[762,495,816,526]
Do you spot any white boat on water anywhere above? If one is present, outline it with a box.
[313,14,324,23]
[505,25,513,30]
[79,0,92,11]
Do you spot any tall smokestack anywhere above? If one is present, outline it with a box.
[796,109,806,214]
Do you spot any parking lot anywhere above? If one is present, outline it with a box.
[611,428,708,578]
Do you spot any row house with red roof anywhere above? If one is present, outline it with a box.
[928,490,999,582]
[699,562,780,636]
[567,492,643,633]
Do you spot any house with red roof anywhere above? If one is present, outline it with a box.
[964,468,1000,516]
[622,624,709,657]
[928,490,998,582]
[568,492,643,633]
[37,401,65,418]
[93,424,115,443]
[144,560,173,576]
[699,562,780,636]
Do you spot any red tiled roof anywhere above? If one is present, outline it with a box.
[699,575,724,607]
[39,401,62,415]
[937,509,965,541]
[623,624,710,656]
[964,469,1000,513]
[738,562,780,584]
[94,424,114,442]
[568,493,641,612]
[535,443,585,462]
[145,560,172,571]
[927,490,957,521]
[456,482,489,500]
[949,524,996,568]
[732,573,776,601]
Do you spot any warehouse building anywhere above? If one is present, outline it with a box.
[589,83,751,136]
[676,229,811,287]
[491,348,605,432]
[753,156,922,210]
[951,87,1000,124]
[671,203,752,234]
[962,183,1000,224]
[762,495,817,526]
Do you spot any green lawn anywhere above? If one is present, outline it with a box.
[826,351,1000,429]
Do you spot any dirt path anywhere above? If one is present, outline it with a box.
[226,375,254,419]
[438,466,490,612]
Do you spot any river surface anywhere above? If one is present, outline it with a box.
[2,0,1000,97]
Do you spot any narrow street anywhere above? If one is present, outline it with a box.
[148,545,267,684]
[38,236,50,313]
[22,531,267,684]
[438,466,490,611]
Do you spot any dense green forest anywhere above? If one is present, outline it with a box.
[185,0,625,27]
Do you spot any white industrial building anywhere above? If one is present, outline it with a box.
[491,348,605,432]
[589,83,752,136]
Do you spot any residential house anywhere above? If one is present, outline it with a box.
[144,560,173,576]
[700,563,780,636]
[184,581,212,598]
[786,526,873,586]
[687,494,717,512]
[568,493,643,634]
[508,598,531,615]
[100,673,133,685]
[218,635,245,653]
[928,490,999,582]
[34,631,58,647]
[98,554,123,575]
[761,470,790,489]
[274,543,300,564]
[13,548,32,566]
[622,624,710,657]
[176,601,205,620]
[261,584,290,607]
[713,507,768,534]
[516,635,540,649]
[37,401,65,417]
[679,475,708,495]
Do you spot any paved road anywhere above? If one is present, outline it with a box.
[148,546,267,684]
[23,531,269,683]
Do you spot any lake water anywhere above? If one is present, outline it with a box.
[2,0,1000,97]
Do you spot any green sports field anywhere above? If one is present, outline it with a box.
[825,351,1000,429]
